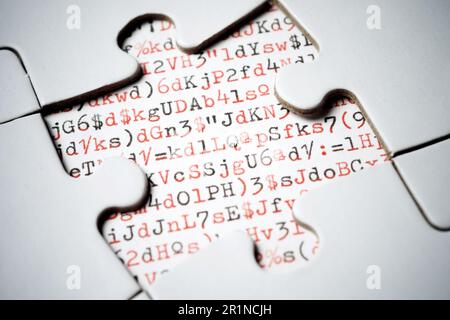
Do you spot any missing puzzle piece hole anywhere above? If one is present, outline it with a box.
[44,5,389,288]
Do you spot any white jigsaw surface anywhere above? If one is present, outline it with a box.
[0,51,149,298]
[1,0,448,300]
[0,0,268,109]
[0,113,148,299]
[0,50,38,123]
[274,0,450,156]
[153,163,450,299]
[395,139,450,230]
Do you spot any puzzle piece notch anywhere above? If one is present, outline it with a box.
[394,138,450,230]
[274,0,450,156]
[0,111,148,299]
[0,49,39,123]
[0,0,269,112]
[154,163,450,299]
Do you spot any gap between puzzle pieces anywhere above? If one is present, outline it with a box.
[0,49,149,299]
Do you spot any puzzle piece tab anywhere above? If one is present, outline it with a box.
[0,50,148,298]
[275,0,450,156]
[0,0,268,110]
[0,113,148,299]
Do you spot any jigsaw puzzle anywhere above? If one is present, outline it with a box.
[0,0,270,299]
[44,6,388,296]
[1,0,449,300]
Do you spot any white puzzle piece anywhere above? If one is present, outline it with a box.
[395,139,450,230]
[153,163,450,299]
[0,34,149,300]
[0,113,148,299]
[274,0,450,156]
[0,50,39,123]
[0,0,268,109]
